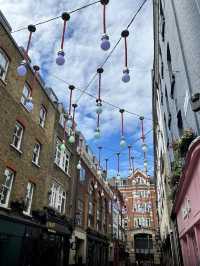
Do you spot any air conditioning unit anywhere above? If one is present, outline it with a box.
[191,93,200,112]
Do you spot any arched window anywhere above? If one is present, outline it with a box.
[0,48,9,81]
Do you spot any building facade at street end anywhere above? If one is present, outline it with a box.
[116,169,161,265]
[152,0,200,265]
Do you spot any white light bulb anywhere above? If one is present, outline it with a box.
[56,50,65,65]
[60,142,66,152]
[66,118,73,128]
[101,34,110,51]
[120,136,127,148]
[68,135,75,144]
[97,169,101,176]
[122,68,130,83]
[129,169,133,176]
[117,173,120,179]
[17,61,27,77]
[94,182,98,189]
[94,128,101,139]
[101,191,104,197]
[96,102,103,114]
[142,143,148,152]
[77,160,81,170]
[144,160,148,167]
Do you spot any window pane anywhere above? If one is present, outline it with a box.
[0,168,14,206]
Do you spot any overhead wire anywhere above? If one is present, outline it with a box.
[10,1,101,34]
[74,0,149,104]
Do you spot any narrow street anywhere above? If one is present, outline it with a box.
[0,0,200,265]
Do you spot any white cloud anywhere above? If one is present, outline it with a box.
[0,0,154,176]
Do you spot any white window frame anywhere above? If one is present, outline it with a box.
[0,168,14,207]
[32,142,41,165]
[21,83,31,108]
[23,182,34,215]
[49,182,66,214]
[0,48,9,81]
[39,105,47,128]
[54,138,70,173]
[11,121,24,151]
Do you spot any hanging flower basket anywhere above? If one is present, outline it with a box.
[179,128,196,157]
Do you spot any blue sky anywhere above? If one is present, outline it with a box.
[0,0,154,178]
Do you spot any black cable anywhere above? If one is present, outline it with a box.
[9,1,100,34]
[51,73,152,120]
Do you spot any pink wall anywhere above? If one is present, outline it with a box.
[174,138,200,265]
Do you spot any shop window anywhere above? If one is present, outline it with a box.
[32,142,41,166]
[49,182,66,214]
[39,105,47,128]
[11,121,24,151]
[0,168,14,207]
[54,138,70,173]
[23,182,34,215]
[0,48,9,81]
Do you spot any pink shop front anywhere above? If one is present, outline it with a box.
[173,138,200,266]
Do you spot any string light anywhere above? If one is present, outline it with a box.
[96,67,104,115]
[100,0,110,51]
[121,29,130,83]
[97,146,102,175]
[128,145,133,175]
[116,152,120,178]
[17,24,36,76]
[56,12,70,65]
[66,85,75,128]
[68,103,77,144]
[119,109,127,148]
[77,137,83,170]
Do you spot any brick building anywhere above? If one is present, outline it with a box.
[117,169,160,265]
[0,11,76,266]
[69,132,126,266]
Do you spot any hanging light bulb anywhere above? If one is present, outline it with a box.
[144,159,148,168]
[25,97,34,112]
[77,160,81,170]
[60,140,66,152]
[94,128,101,139]
[56,12,70,66]
[56,50,65,66]
[101,34,110,51]
[122,67,130,83]
[121,29,130,83]
[101,190,104,197]
[119,109,126,147]
[142,143,148,152]
[17,25,36,77]
[113,195,117,200]
[100,0,110,51]
[17,60,27,77]
[94,182,98,189]
[120,136,127,148]
[66,116,73,128]
[97,168,101,176]
[68,134,75,144]
[96,100,103,114]
[129,168,133,176]
[117,172,120,179]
